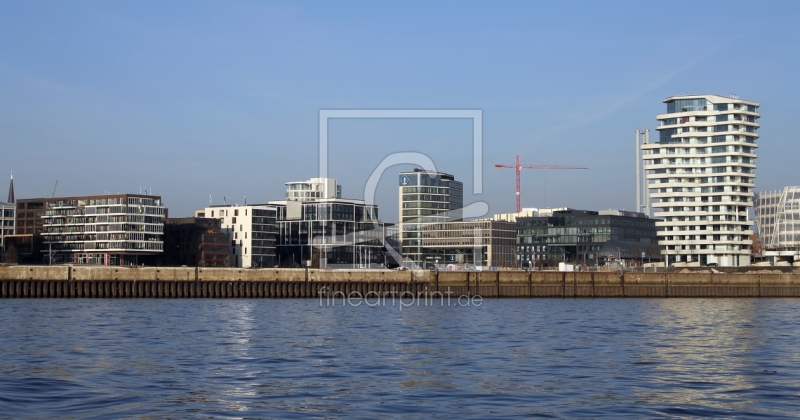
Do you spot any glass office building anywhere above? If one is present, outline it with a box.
[516,208,658,268]
[398,169,464,267]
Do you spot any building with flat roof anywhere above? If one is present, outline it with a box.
[398,169,464,266]
[199,205,277,268]
[754,187,800,265]
[411,219,516,269]
[15,194,166,265]
[270,198,384,268]
[163,217,231,267]
[516,208,659,268]
[640,94,759,266]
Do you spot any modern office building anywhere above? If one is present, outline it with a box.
[163,217,231,267]
[265,177,386,268]
[271,200,384,268]
[640,94,759,266]
[754,187,800,264]
[412,219,516,269]
[199,205,278,268]
[516,208,659,268]
[398,169,464,266]
[17,194,167,265]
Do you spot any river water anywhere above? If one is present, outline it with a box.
[1,298,799,418]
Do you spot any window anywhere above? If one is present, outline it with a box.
[716,114,728,122]
[714,103,729,111]
[660,128,678,143]
[712,135,726,143]
[667,99,707,113]
[713,125,728,132]
[711,156,726,163]
[211,210,214,217]
[711,146,727,153]
[232,217,237,223]
[234,209,239,216]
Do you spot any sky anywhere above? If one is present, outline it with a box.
[1,0,799,221]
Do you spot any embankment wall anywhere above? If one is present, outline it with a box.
[1,266,799,298]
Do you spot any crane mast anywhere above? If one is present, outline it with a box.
[494,154,588,212]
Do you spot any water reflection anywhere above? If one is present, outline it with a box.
[1,299,800,418]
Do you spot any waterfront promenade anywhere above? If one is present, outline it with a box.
[2,265,800,298]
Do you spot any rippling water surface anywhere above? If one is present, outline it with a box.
[1,298,800,418]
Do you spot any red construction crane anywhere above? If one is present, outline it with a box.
[495,154,588,213]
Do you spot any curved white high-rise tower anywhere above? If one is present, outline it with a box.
[640,94,759,266]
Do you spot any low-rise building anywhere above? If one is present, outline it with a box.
[163,217,231,267]
[199,205,278,268]
[411,219,516,269]
[516,208,659,268]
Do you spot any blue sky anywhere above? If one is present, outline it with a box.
[2,1,799,221]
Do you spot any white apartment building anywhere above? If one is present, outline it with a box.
[754,187,800,264]
[640,94,759,266]
[35,194,166,265]
[200,205,278,268]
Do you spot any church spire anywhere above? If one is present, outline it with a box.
[7,171,14,204]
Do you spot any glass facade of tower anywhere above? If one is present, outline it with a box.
[398,169,464,266]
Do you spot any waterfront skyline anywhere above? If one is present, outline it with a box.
[2,1,800,221]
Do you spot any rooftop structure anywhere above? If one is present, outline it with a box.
[284,177,341,202]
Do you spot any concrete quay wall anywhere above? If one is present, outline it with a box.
[1,266,800,298]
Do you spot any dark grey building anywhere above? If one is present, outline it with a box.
[516,208,659,268]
